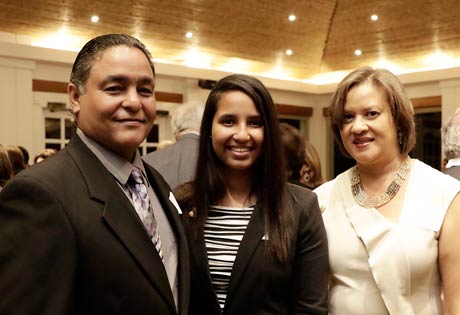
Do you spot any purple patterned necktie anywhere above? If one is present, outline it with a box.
[127,167,163,260]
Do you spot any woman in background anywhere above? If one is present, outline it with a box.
[0,145,14,190]
[5,145,26,175]
[279,123,309,188]
[300,140,325,189]
[279,123,325,190]
[177,74,328,315]
[315,67,460,314]
[33,148,58,164]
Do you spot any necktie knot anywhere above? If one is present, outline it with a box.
[128,168,148,201]
[126,166,163,261]
[128,167,144,185]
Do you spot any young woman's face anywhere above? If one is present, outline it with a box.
[340,82,400,167]
[211,91,264,174]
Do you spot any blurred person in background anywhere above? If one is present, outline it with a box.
[144,100,204,189]
[156,139,175,151]
[442,107,460,180]
[33,148,58,164]
[279,123,309,188]
[279,123,325,190]
[0,145,14,190]
[5,145,26,175]
[18,146,30,168]
[300,140,325,189]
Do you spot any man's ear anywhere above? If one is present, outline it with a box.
[68,83,81,114]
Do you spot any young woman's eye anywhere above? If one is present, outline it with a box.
[249,120,263,127]
[221,118,235,126]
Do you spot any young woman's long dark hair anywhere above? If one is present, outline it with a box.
[183,74,293,262]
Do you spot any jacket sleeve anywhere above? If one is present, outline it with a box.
[0,175,76,314]
[291,191,329,315]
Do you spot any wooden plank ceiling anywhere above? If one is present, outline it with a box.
[0,0,459,81]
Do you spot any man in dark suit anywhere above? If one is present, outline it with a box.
[144,101,204,189]
[443,108,460,180]
[0,34,189,314]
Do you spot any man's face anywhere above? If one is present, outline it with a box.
[70,45,156,161]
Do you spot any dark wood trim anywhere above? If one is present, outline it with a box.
[33,80,68,93]
[411,96,441,108]
[155,91,183,103]
[32,80,183,103]
[275,104,312,117]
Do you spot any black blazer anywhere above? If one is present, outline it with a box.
[0,136,189,315]
[182,184,328,315]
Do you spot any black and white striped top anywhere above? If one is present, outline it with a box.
[204,204,255,310]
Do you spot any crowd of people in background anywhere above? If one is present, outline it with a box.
[1,33,460,315]
[0,145,59,190]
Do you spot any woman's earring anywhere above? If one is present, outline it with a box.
[398,131,403,145]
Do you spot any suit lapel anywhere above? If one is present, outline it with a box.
[144,163,190,315]
[225,203,265,307]
[338,173,413,315]
[66,136,176,312]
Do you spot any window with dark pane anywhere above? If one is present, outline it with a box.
[45,118,61,139]
[65,119,73,139]
[147,125,159,143]
[279,118,301,129]
[411,112,441,170]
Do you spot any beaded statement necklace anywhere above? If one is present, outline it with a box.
[350,157,411,208]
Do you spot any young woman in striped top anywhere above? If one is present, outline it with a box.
[176,74,329,315]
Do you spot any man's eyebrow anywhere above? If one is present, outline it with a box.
[100,75,155,86]
[137,76,155,86]
[101,75,127,86]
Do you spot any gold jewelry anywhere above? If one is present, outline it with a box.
[350,157,411,208]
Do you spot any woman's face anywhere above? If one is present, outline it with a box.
[340,82,400,166]
[211,91,264,175]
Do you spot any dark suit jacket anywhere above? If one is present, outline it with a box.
[182,184,329,315]
[0,136,190,315]
[143,133,199,189]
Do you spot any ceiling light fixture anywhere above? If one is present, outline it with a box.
[286,49,293,56]
[185,32,193,39]
[354,49,362,56]
[370,14,378,21]
[288,15,296,22]
[91,15,99,23]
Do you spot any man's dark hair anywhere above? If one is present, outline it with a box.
[70,34,155,93]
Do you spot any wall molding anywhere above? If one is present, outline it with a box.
[275,104,312,116]
[32,79,183,103]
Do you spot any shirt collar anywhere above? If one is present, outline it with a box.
[76,128,148,186]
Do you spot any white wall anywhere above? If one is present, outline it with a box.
[2,42,460,179]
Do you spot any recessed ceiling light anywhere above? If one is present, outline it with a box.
[288,15,296,22]
[286,49,293,56]
[91,15,99,23]
[370,14,378,21]
[354,49,362,56]
[185,32,193,39]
